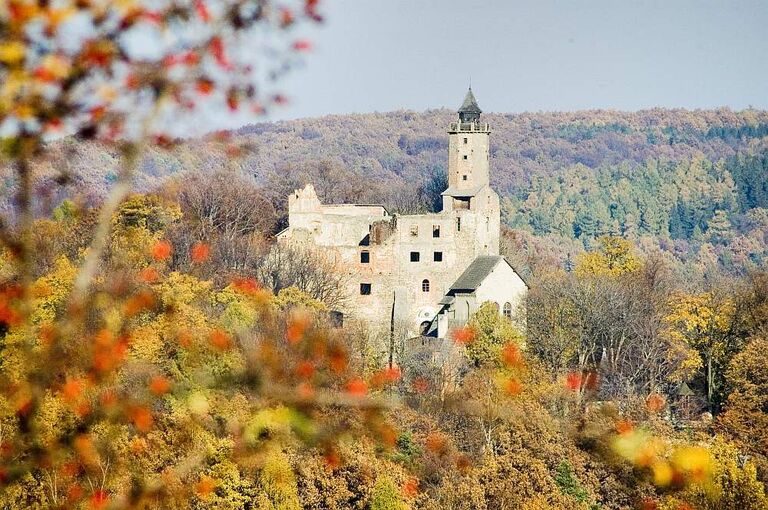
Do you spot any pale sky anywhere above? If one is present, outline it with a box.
[264,0,768,122]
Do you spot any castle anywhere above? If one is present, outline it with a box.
[277,89,527,337]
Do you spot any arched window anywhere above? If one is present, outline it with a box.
[421,279,430,292]
[503,302,512,319]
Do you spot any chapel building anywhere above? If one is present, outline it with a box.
[277,89,527,336]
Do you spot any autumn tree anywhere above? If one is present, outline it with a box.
[168,169,275,277]
[465,301,524,369]
[717,337,768,479]
[574,236,641,277]
[665,291,739,412]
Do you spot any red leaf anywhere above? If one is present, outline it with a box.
[565,372,582,391]
[89,490,108,509]
[292,39,312,52]
[210,37,232,70]
[194,0,211,22]
[196,78,215,96]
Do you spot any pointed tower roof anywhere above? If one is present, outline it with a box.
[458,87,482,123]
[458,87,482,115]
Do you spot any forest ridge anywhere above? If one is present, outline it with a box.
[19,107,768,277]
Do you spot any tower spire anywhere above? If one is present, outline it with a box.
[458,86,482,123]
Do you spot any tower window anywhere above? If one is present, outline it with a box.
[463,137,468,144]
[462,175,467,181]
[360,283,371,295]
[434,251,443,262]
[422,279,430,292]
[456,218,461,231]
[432,225,440,238]
[410,251,420,262]
[463,155,468,160]
[410,225,418,236]
[503,302,512,319]
[360,251,370,263]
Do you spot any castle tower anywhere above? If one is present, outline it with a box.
[446,87,491,192]
[441,88,500,256]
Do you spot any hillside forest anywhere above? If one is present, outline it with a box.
[9,107,768,284]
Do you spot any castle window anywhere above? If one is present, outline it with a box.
[503,302,512,319]
[360,283,371,295]
[463,137,468,144]
[434,251,443,262]
[463,155,468,160]
[410,251,420,262]
[410,225,418,236]
[456,217,461,231]
[462,175,467,181]
[422,279,430,292]
[360,251,370,263]
[432,225,440,238]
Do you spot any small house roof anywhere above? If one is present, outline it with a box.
[449,255,504,292]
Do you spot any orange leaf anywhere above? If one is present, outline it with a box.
[646,393,666,413]
[279,8,294,27]
[66,483,84,502]
[323,449,340,470]
[209,329,231,351]
[402,478,419,498]
[139,267,159,283]
[151,240,172,261]
[615,419,634,435]
[412,377,429,393]
[232,277,259,295]
[346,378,367,397]
[425,432,447,455]
[191,242,210,263]
[130,406,153,432]
[384,365,402,382]
[149,375,171,396]
[210,37,231,69]
[501,343,522,367]
[451,326,475,345]
[195,475,216,499]
[61,378,85,403]
[505,378,523,396]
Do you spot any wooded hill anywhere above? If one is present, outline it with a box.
[10,108,768,276]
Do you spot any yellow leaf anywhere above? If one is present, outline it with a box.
[0,42,26,65]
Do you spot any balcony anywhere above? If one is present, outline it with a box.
[448,121,490,133]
